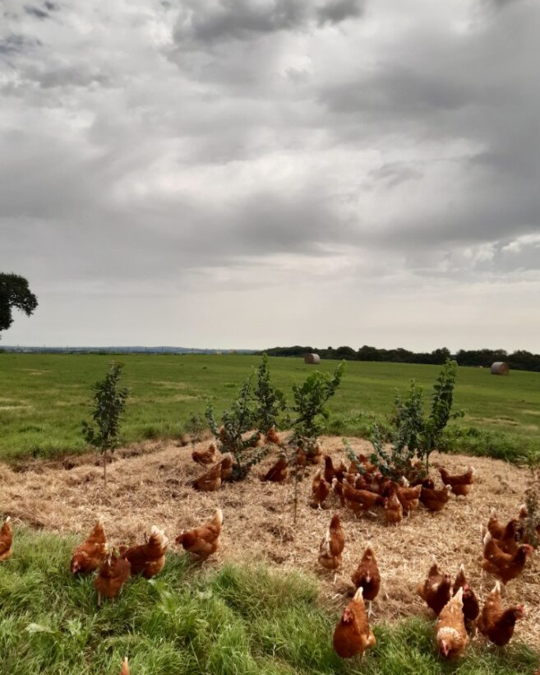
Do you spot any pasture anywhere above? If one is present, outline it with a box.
[1,436,540,674]
[0,353,539,461]
[1,353,540,674]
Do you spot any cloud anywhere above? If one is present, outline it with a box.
[1,0,539,349]
[173,0,365,46]
[0,33,42,55]
[24,5,51,20]
[317,0,365,25]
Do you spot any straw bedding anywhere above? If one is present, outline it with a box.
[1,435,539,649]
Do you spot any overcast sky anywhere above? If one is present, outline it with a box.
[1,0,539,351]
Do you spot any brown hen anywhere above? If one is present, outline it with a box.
[482,532,533,585]
[417,560,452,616]
[436,588,469,659]
[125,526,169,579]
[261,456,288,482]
[477,581,525,646]
[333,587,376,659]
[318,514,345,576]
[94,547,131,606]
[351,543,380,616]
[0,516,13,562]
[71,518,107,574]
[176,508,223,561]
[192,442,217,466]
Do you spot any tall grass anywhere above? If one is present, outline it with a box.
[0,528,538,675]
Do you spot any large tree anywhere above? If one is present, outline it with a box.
[0,274,38,336]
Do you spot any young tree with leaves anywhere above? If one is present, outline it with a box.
[254,353,286,435]
[82,362,129,486]
[289,361,344,457]
[287,362,344,525]
[420,359,463,468]
[367,359,463,478]
[206,377,264,481]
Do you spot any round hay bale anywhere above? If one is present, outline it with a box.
[304,353,321,365]
[490,361,510,376]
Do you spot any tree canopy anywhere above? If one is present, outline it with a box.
[0,274,38,335]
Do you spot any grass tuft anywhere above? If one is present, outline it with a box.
[0,527,538,674]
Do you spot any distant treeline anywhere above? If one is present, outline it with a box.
[262,346,540,372]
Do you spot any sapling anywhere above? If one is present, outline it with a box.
[254,353,286,436]
[82,361,129,486]
[419,359,463,470]
[289,362,344,459]
[368,360,462,479]
[287,362,344,524]
[205,377,265,481]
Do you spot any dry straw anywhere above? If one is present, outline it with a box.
[1,434,539,649]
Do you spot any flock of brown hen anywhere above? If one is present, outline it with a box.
[189,430,539,663]
[0,507,223,675]
[1,428,539,671]
[313,452,537,661]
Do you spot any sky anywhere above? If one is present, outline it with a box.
[1,0,539,351]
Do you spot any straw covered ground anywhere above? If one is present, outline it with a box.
[2,434,539,650]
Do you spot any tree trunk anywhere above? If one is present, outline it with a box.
[103,448,108,487]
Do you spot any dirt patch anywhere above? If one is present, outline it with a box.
[1,435,539,650]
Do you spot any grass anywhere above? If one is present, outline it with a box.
[0,527,538,675]
[0,353,539,461]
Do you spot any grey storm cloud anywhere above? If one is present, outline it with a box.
[173,0,365,45]
[24,5,51,20]
[0,33,42,54]
[1,0,539,348]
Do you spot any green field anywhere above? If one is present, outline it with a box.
[0,353,539,461]
[0,527,538,675]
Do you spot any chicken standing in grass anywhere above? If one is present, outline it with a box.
[417,560,452,616]
[333,587,376,659]
[436,588,469,659]
[120,656,130,675]
[94,547,131,606]
[125,527,169,579]
[176,508,223,561]
[477,581,525,646]
[453,565,480,632]
[0,516,13,561]
[318,514,344,580]
[351,543,380,617]
[70,518,107,574]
